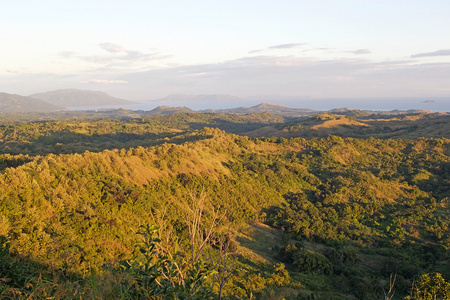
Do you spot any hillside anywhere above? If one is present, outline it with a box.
[30,89,134,107]
[1,111,449,157]
[0,92,64,112]
[0,124,449,299]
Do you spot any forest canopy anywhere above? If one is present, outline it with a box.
[0,111,449,299]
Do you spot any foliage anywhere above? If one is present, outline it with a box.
[406,272,450,300]
[119,224,216,299]
[0,112,449,299]
[292,250,332,274]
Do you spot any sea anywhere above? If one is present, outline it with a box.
[68,97,450,113]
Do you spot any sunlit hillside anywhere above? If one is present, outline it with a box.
[1,113,449,299]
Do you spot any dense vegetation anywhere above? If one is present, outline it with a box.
[0,111,449,299]
[0,112,284,155]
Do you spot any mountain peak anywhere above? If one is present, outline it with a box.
[252,103,290,109]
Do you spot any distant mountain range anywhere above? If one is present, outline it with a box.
[0,92,64,112]
[30,89,133,107]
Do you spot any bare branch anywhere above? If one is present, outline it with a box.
[384,273,397,300]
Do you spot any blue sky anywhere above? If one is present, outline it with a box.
[1,0,450,103]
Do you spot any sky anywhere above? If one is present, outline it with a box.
[1,0,450,106]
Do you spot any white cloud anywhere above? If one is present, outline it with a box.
[59,43,171,70]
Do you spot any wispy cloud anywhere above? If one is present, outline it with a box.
[411,49,450,58]
[249,43,306,54]
[268,43,306,49]
[350,49,371,54]
[59,43,171,69]
[300,47,334,54]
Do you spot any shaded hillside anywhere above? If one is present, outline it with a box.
[30,89,134,107]
[0,92,64,112]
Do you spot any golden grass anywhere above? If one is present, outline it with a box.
[310,118,368,130]
[236,222,283,265]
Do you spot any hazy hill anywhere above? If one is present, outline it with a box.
[30,89,134,107]
[146,105,196,116]
[0,92,64,112]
